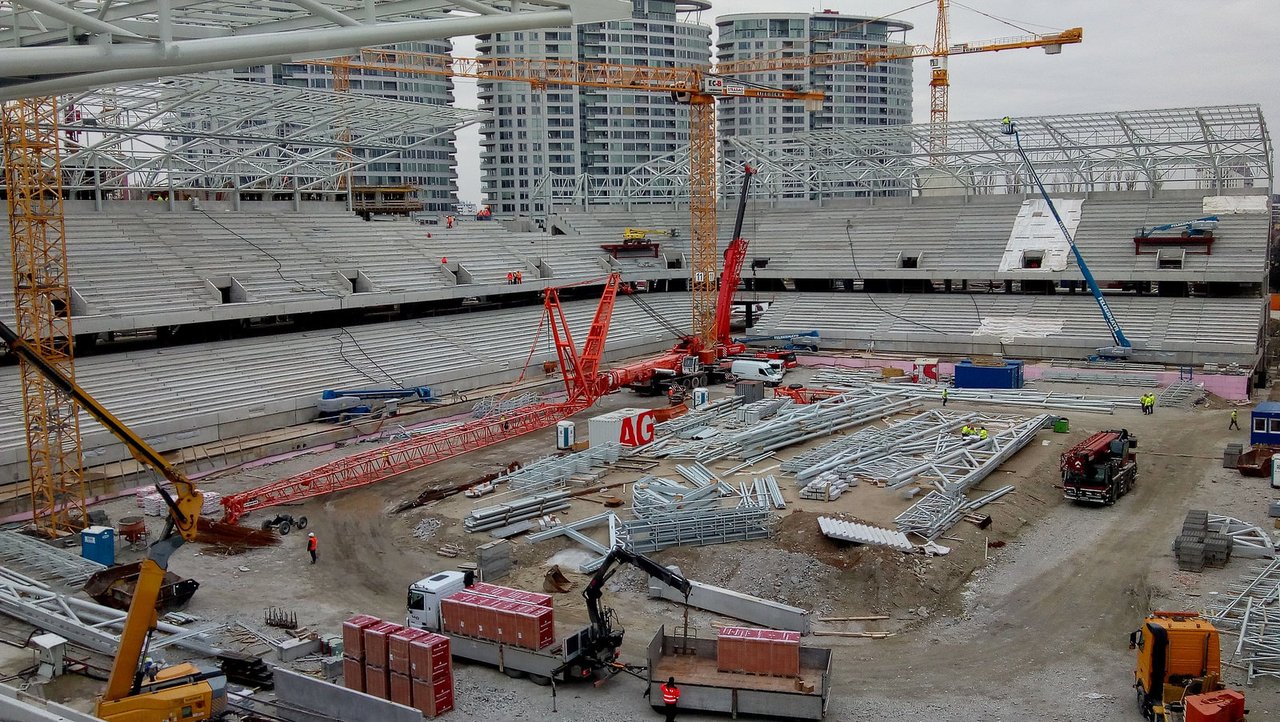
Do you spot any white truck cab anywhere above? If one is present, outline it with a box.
[730,359,784,387]
[407,571,468,631]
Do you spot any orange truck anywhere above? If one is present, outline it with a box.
[1130,611,1246,722]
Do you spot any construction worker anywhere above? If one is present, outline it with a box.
[960,424,972,437]
[445,215,454,229]
[978,426,989,441]
[1147,393,1157,415]
[660,676,680,721]
[515,270,523,284]
[307,532,318,565]
[1230,409,1240,430]
[507,271,514,285]
[941,387,949,407]
[142,657,159,683]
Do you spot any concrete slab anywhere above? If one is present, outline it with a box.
[649,566,811,634]
[273,668,422,722]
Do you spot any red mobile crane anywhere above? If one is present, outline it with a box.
[614,164,757,397]
[1060,429,1138,505]
[220,274,621,523]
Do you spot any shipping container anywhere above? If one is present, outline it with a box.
[588,408,656,448]
[412,675,455,718]
[716,626,801,678]
[364,663,389,700]
[388,628,430,675]
[409,633,452,683]
[342,614,381,661]
[342,656,365,693]
[469,581,553,608]
[953,359,1025,390]
[389,672,412,706]
[362,621,402,669]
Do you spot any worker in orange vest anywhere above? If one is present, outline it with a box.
[660,676,680,720]
[445,215,454,229]
[515,270,523,284]
[307,532,318,565]
[507,271,514,285]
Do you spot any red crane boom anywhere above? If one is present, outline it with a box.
[221,273,622,523]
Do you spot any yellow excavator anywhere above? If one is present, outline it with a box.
[1130,611,1247,722]
[1,320,227,722]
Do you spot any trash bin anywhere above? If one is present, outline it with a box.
[1053,417,1070,433]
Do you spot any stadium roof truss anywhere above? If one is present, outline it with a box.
[1,75,488,194]
[0,0,628,100]
[533,105,1273,207]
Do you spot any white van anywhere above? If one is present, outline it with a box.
[731,359,784,387]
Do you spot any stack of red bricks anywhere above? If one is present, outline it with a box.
[440,584,554,650]
[342,615,454,717]
[716,626,801,678]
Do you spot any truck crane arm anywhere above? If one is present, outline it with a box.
[713,163,757,349]
[582,546,691,657]
[1001,117,1132,357]
[0,321,219,721]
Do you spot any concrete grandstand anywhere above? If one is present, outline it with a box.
[0,105,1271,497]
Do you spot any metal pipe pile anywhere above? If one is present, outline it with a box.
[605,506,775,567]
[893,485,1015,541]
[471,392,542,418]
[1038,369,1159,387]
[1206,558,1280,681]
[631,476,724,517]
[808,371,1140,414]
[787,410,979,482]
[463,489,572,533]
[500,442,625,492]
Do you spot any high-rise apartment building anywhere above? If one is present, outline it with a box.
[227,39,458,214]
[716,11,913,140]
[477,1,712,216]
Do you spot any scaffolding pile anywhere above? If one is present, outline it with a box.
[499,442,626,493]
[894,485,1015,541]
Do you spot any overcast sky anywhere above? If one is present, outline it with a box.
[450,0,1280,205]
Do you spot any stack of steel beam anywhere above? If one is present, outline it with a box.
[1157,380,1206,409]
[631,476,724,517]
[786,410,978,483]
[1038,369,1159,387]
[463,490,572,533]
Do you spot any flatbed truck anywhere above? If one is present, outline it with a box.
[646,626,832,720]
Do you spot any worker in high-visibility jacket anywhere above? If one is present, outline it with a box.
[978,427,989,441]
[1230,409,1240,430]
[660,676,680,721]
[960,425,973,438]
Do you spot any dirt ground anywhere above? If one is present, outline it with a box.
[9,367,1279,721]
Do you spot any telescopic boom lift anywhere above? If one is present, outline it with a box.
[1001,117,1132,359]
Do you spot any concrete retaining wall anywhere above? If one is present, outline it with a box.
[273,668,422,722]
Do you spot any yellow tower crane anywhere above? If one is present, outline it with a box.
[1,97,86,536]
[323,51,823,352]
[714,5,1083,159]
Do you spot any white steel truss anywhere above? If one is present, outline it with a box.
[0,76,488,196]
[531,105,1272,208]
[0,0,629,101]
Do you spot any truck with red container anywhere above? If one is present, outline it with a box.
[407,547,692,685]
[646,625,833,720]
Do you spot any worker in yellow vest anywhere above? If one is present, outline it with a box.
[1230,409,1240,430]
[978,427,989,441]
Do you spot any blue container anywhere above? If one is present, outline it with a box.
[953,359,1025,390]
[80,526,115,566]
[1251,401,1280,447]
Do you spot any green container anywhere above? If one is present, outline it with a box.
[1053,417,1070,433]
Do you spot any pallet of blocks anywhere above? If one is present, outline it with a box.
[342,614,454,717]
[799,471,855,501]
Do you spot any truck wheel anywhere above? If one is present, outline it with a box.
[279,521,292,535]
[296,516,308,530]
[528,674,552,686]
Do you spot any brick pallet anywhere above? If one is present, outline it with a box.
[716,626,801,678]
[342,614,455,717]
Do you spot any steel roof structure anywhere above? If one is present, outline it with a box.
[532,105,1273,207]
[5,75,487,195]
[0,0,629,100]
